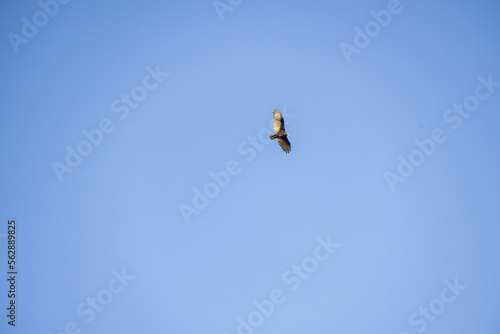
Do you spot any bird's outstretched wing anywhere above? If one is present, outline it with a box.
[278,137,291,153]
[273,109,286,135]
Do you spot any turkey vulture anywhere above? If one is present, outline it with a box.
[270,108,291,153]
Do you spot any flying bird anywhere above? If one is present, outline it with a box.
[270,108,291,153]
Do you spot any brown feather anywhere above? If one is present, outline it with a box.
[270,108,291,153]
[278,137,291,153]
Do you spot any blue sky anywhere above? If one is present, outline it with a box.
[1,0,500,333]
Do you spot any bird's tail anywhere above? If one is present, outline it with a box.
[270,134,278,140]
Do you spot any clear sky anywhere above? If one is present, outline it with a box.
[1,0,500,333]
